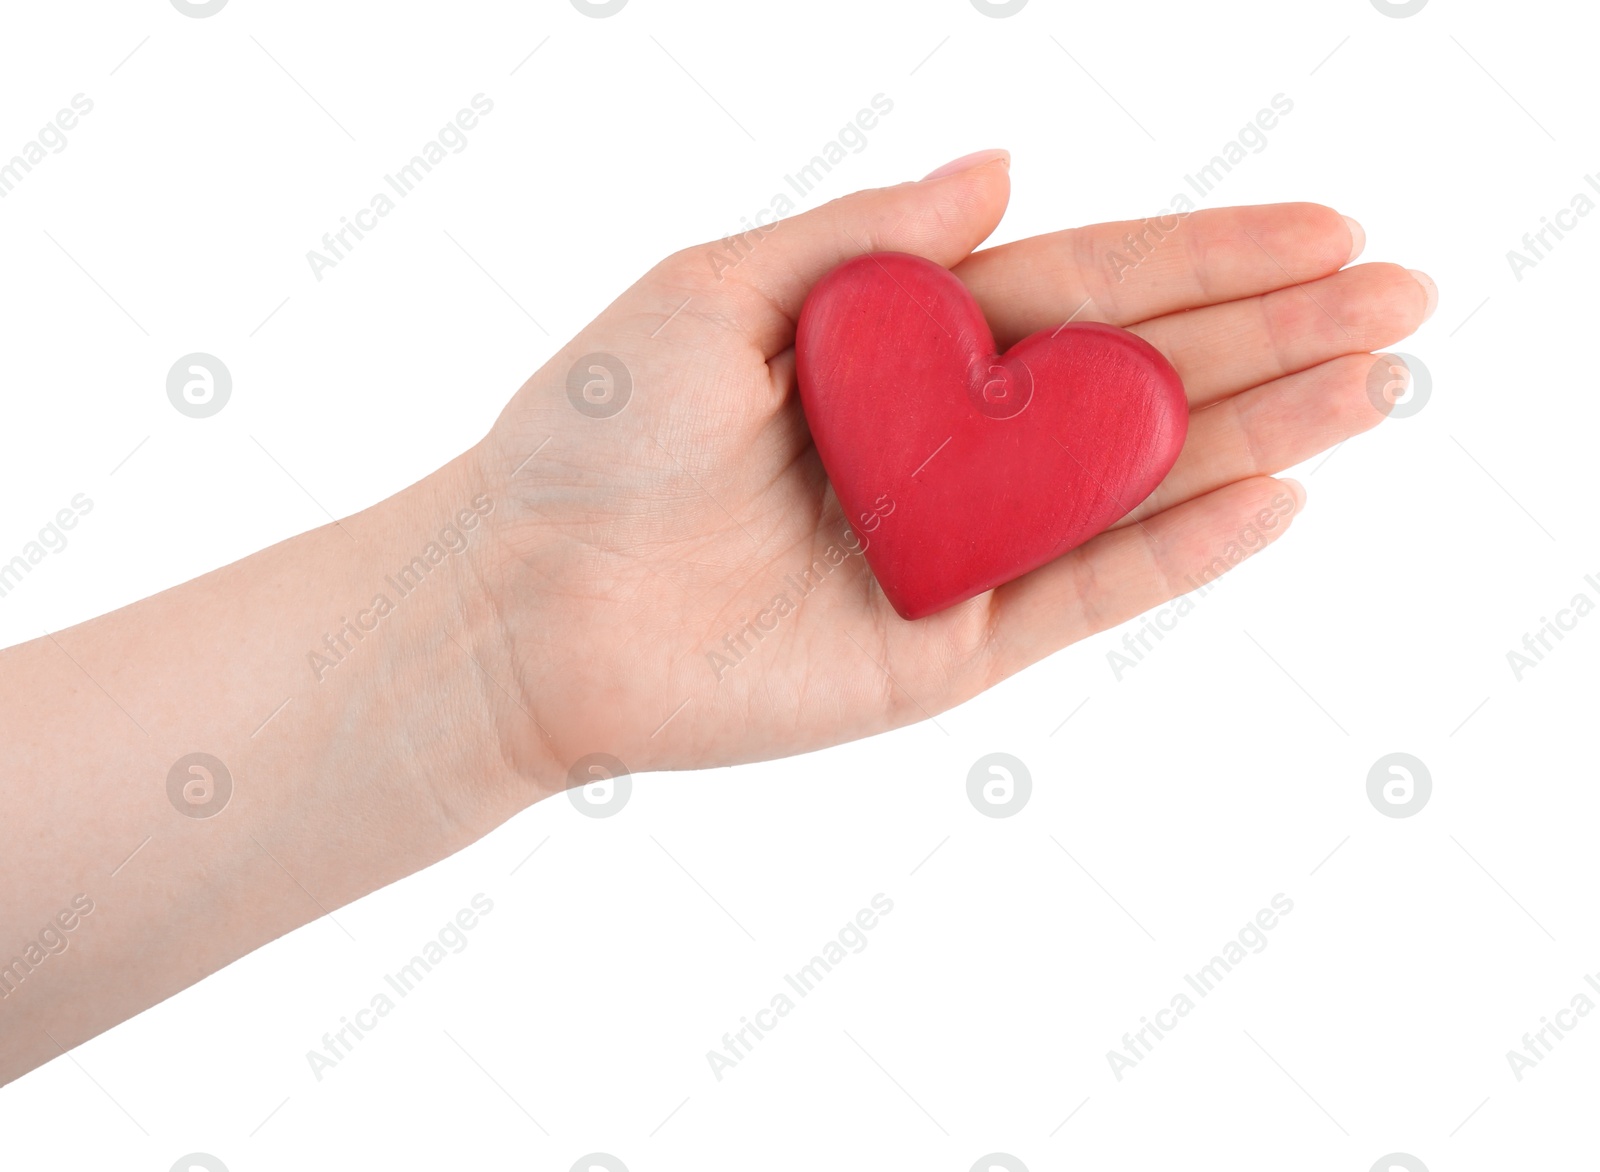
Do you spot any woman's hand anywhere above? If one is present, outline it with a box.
[457,151,1434,802]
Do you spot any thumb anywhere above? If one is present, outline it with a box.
[687,149,1011,356]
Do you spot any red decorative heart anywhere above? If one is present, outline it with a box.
[796,252,1188,620]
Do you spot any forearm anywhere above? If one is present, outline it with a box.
[0,450,540,1084]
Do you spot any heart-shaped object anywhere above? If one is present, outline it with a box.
[796,251,1188,620]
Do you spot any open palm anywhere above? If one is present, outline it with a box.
[465,153,1431,786]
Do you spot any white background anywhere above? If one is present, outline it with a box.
[2,0,1596,1169]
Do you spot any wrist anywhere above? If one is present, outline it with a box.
[326,448,565,844]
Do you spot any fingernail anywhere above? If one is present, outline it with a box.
[921,149,1009,181]
[1408,269,1438,322]
[1342,215,1365,264]
[1282,478,1307,511]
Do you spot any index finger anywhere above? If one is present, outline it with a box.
[952,202,1362,350]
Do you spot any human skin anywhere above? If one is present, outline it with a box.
[0,150,1434,1085]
